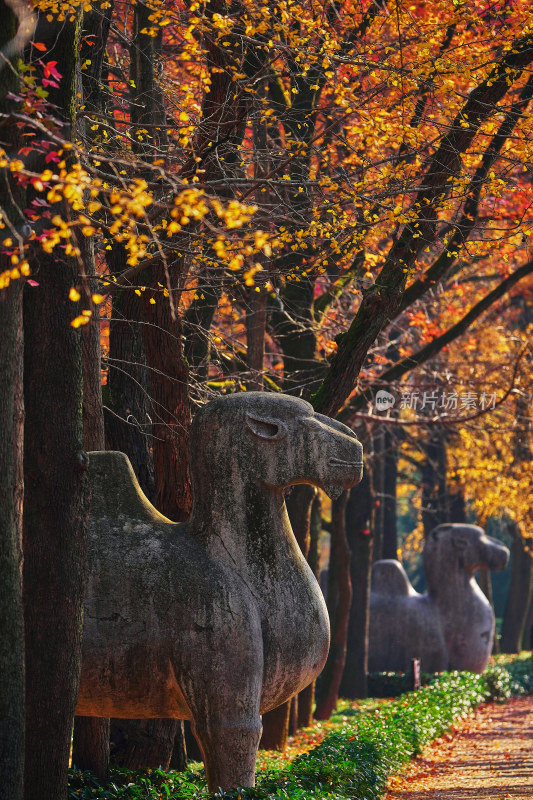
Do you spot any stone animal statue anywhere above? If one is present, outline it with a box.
[76,392,363,790]
[368,524,509,674]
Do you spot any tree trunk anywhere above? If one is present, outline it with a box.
[0,279,25,800]
[315,491,352,720]
[288,697,299,737]
[72,236,110,779]
[382,430,398,560]
[72,719,110,779]
[297,493,322,728]
[183,721,203,762]
[141,264,191,522]
[340,471,374,699]
[260,703,290,751]
[372,432,385,561]
[168,725,188,771]
[110,719,179,770]
[289,487,316,727]
[246,284,267,391]
[105,253,154,499]
[521,591,533,652]
[0,4,26,794]
[421,433,448,537]
[23,248,89,800]
[501,522,533,654]
[23,14,90,800]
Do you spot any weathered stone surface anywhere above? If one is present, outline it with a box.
[76,392,363,790]
[368,524,509,675]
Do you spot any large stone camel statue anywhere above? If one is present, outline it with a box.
[368,524,509,674]
[76,392,363,790]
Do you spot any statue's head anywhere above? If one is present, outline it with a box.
[190,392,363,499]
[424,523,509,578]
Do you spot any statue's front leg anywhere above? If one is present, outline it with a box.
[180,621,264,791]
[192,711,263,791]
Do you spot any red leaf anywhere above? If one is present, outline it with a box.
[42,60,61,80]
[32,42,47,52]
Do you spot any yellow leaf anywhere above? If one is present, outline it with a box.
[71,315,90,328]
[69,287,81,302]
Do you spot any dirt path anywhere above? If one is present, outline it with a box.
[385,696,533,800]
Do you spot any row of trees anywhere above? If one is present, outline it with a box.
[1,0,533,797]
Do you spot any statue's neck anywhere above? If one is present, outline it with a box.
[188,477,297,582]
[426,565,475,602]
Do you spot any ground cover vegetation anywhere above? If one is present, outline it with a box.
[67,655,533,800]
[2,0,533,797]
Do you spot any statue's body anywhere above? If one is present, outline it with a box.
[368,524,509,674]
[76,393,363,790]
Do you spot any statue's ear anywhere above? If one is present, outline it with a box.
[452,536,469,553]
[430,524,452,543]
[245,413,288,441]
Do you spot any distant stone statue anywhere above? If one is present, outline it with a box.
[368,524,509,675]
[76,393,363,790]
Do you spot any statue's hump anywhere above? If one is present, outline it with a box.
[371,559,417,597]
[88,451,172,525]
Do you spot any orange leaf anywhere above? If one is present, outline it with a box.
[32,42,47,51]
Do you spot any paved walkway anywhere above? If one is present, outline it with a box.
[385,696,533,800]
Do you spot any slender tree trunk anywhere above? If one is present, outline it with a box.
[340,471,374,699]
[289,486,316,728]
[421,433,448,537]
[110,719,180,770]
[297,493,322,728]
[521,591,533,652]
[141,264,191,522]
[372,432,385,561]
[72,719,110,779]
[259,703,290,751]
[288,697,299,737]
[0,279,25,800]
[72,237,110,780]
[0,4,26,794]
[315,491,352,720]
[23,249,89,800]
[72,6,113,766]
[246,285,267,390]
[105,276,154,498]
[168,727,188,771]
[501,522,533,654]
[382,430,398,560]
[23,14,90,800]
